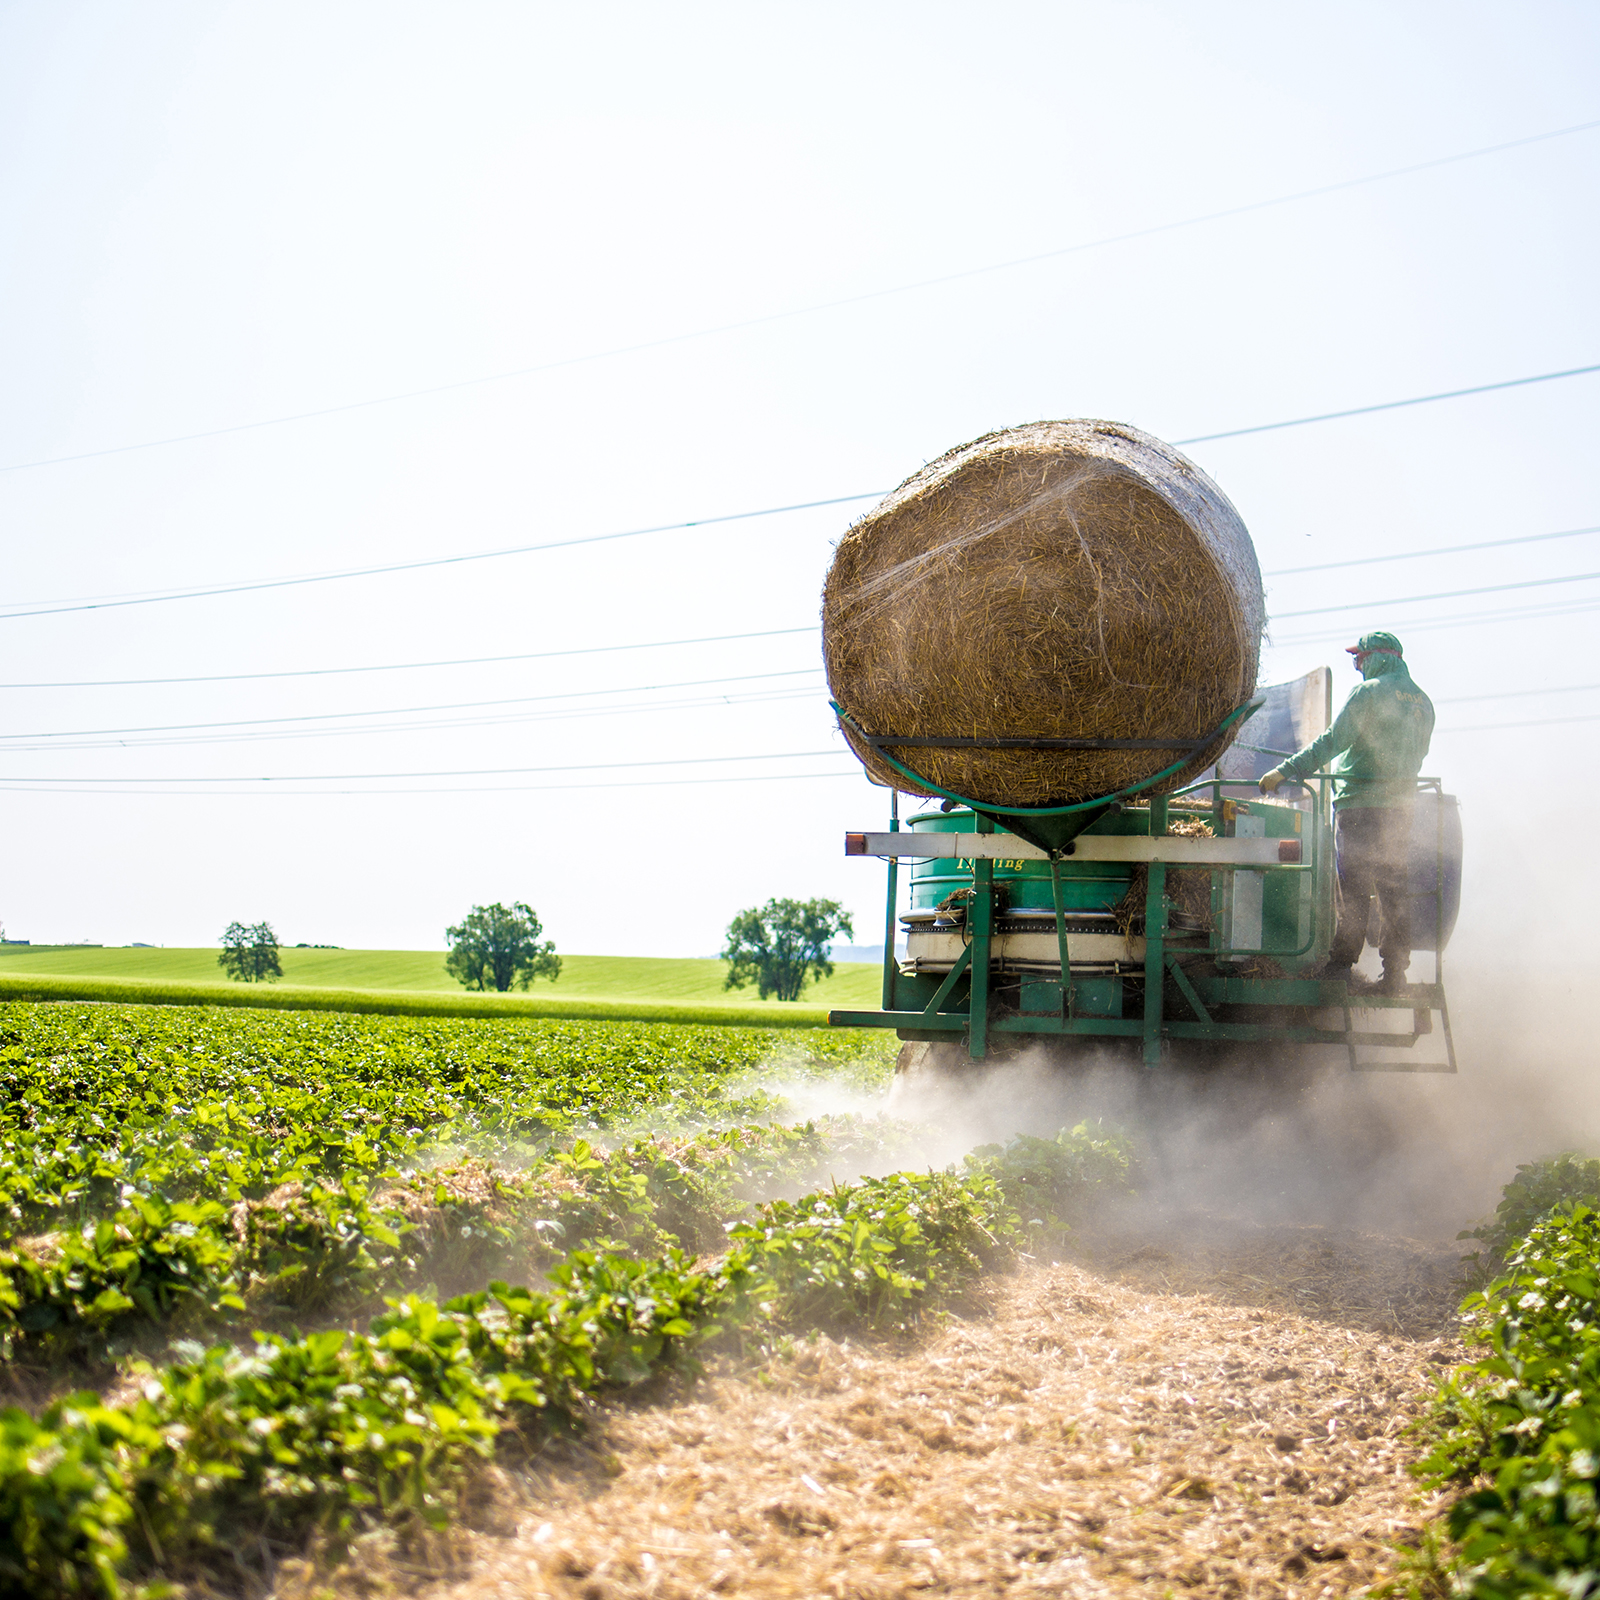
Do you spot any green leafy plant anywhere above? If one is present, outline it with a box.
[1458,1152,1600,1281]
[0,1196,242,1358]
[0,1396,151,1599]
[1415,1199,1600,1597]
[727,1168,1016,1330]
[0,999,1150,1596]
[968,1120,1135,1242]
[237,1179,410,1312]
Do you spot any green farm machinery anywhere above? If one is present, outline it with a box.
[828,678,1461,1074]
[820,420,1460,1074]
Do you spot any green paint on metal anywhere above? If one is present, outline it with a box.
[1166,958,1211,1023]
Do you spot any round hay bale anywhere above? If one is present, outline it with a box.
[822,420,1264,807]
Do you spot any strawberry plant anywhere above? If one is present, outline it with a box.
[1413,1188,1600,1597]
[728,1167,1017,1331]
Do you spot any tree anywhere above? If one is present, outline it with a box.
[720,897,854,1003]
[445,901,561,992]
[218,921,282,983]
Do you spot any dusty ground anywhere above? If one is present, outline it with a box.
[326,1209,1465,1600]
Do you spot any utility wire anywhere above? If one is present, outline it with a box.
[0,769,862,799]
[7,515,1598,690]
[1441,711,1600,734]
[0,667,824,742]
[1271,594,1600,648]
[10,524,1599,694]
[2,697,822,755]
[0,625,818,690]
[1272,568,1600,618]
[7,687,822,754]
[1176,362,1600,447]
[1264,523,1600,577]
[6,115,1595,480]
[10,360,1600,623]
[1436,682,1600,705]
[0,493,880,620]
[22,675,1596,755]
[0,749,843,785]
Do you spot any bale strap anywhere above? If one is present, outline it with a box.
[832,699,1261,816]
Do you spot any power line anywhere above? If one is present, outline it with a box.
[1436,682,1600,705]
[1175,361,1600,448]
[0,748,843,785]
[11,360,1600,623]
[7,515,1595,692]
[0,768,863,799]
[1272,568,1600,619]
[1271,594,1600,648]
[0,690,823,753]
[1440,711,1600,734]
[29,674,1597,756]
[0,625,819,690]
[6,115,1595,479]
[0,667,824,741]
[8,686,822,754]
[1264,523,1600,577]
[10,521,1598,695]
[0,493,881,620]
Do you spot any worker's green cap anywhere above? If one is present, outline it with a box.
[1345,630,1403,659]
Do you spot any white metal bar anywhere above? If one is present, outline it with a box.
[907,928,1144,965]
[848,831,1297,865]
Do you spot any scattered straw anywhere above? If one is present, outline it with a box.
[359,1212,1461,1600]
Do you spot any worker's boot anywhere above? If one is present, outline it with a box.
[1318,962,1354,986]
[1375,947,1411,997]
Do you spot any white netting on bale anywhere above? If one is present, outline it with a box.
[822,420,1264,807]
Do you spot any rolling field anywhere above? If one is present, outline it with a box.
[0,944,884,1018]
[0,996,1591,1598]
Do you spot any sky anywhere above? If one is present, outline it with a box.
[2,1,1598,967]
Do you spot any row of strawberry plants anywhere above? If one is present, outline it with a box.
[0,1115,915,1367]
[1410,1158,1600,1598]
[0,1002,893,1243]
[1,1123,1132,1597]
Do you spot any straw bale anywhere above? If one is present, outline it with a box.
[824,420,1264,806]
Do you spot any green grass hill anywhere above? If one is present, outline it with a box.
[0,944,882,1011]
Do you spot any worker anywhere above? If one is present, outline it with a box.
[1258,631,1435,994]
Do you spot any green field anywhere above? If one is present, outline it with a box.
[0,940,883,1004]
[0,1000,1075,1596]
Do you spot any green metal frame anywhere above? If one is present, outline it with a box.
[832,770,1456,1074]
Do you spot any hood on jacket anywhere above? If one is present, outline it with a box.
[1360,650,1407,681]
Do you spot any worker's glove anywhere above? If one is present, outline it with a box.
[1258,768,1286,795]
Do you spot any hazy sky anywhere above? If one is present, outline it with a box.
[3,2,1597,963]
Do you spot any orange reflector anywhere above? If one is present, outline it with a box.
[1278,839,1302,863]
[845,833,867,856]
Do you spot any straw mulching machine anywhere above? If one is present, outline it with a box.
[824,420,1460,1072]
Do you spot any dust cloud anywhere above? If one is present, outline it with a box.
[767,958,1597,1243]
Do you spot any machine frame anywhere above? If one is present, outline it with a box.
[829,770,1457,1074]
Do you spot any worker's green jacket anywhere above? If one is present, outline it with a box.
[1278,654,1435,808]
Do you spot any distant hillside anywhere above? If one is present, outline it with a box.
[0,945,882,1009]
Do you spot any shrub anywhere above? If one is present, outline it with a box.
[728,1168,1017,1331]
[0,1197,242,1359]
[968,1120,1135,1241]
[0,1398,146,1599]
[1418,1203,1600,1597]
[1458,1153,1600,1281]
